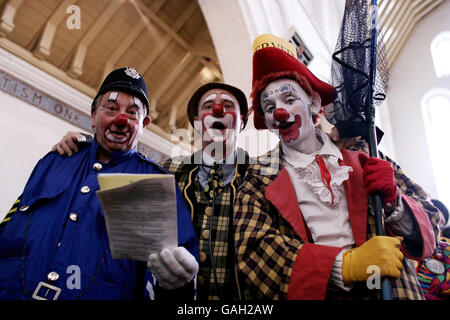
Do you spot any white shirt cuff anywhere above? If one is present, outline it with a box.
[330,250,353,292]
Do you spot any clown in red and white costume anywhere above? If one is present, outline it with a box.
[234,44,440,300]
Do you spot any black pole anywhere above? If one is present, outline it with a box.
[366,0,393,300]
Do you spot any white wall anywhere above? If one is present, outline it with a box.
[0,48,93,221]
[0,91,84,220]
[388,1,450,198]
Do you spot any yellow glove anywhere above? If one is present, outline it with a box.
[342,236,404,284]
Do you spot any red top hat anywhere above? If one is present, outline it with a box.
[250,47,336,129]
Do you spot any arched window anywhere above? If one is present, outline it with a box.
[422,88,450,209]
[431,31,450,78]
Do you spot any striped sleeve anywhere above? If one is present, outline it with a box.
[0,196,22,229]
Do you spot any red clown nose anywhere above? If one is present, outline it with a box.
[212,104,224,117]
[114,113,129,127]
[273,108,290,122]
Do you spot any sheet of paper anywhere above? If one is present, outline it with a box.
[96,173,178,261]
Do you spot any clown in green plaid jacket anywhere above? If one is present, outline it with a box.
[159,81,253,300]
[161,148,251,300]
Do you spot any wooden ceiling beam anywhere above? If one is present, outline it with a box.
[0,0,24,36]
[171,0,198,30]
[67,0,123,79]
[33,0,75,60]
[389,0,443,67]
[98,18,147,86]
[191,28,217,62]
[385,0,424,58]
[134,1,222,79]
[133,0,197,74]
[149,0,166,12]
[159,65,204,121]
[158,66,204,130]
[150,52,194,118]
[149,97,159,121]
[152,51,193,100]
[167,102,178,132]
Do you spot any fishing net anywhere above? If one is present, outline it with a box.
[324,0,389,140]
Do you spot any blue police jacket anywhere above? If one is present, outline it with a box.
[0,139,198,300]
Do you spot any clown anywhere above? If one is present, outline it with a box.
[0,67,198,300]
[233,43,440,300]
[90,90,151,161]
[161,82,251,300]
[188,83,246,165]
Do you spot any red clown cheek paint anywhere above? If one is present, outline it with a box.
[279,114,302,143]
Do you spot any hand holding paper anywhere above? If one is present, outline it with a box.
[147,247,199,290]
[96,173,178,261]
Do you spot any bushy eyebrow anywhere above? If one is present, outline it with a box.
[107,91,119,102]
[220,93,235,103]
[104,93,143,113]
[201,93,217,104]
[262,91,273,100]
[280,84,290,93]
[261,83,306,109]
[262,83,298,98]
[132,97,143,110]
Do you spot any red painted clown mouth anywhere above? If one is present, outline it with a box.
[202,113,236,143]
[273,114,302,143]
[105,129,130,143]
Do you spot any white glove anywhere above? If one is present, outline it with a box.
[147,247,199,290]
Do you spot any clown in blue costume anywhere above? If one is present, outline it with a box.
[0,67,198,300]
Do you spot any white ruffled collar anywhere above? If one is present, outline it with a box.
[282,130,352,206]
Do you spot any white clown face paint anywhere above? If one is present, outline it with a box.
[194,88,242,146]
[260,78,321,153]
[91,91,150,162]
[202,93,217,103]
[108,91,119,101]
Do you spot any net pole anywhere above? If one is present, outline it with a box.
[366,0,393,300]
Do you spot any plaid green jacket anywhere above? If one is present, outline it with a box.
[160,148,251,300]
[234,143,440,300]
